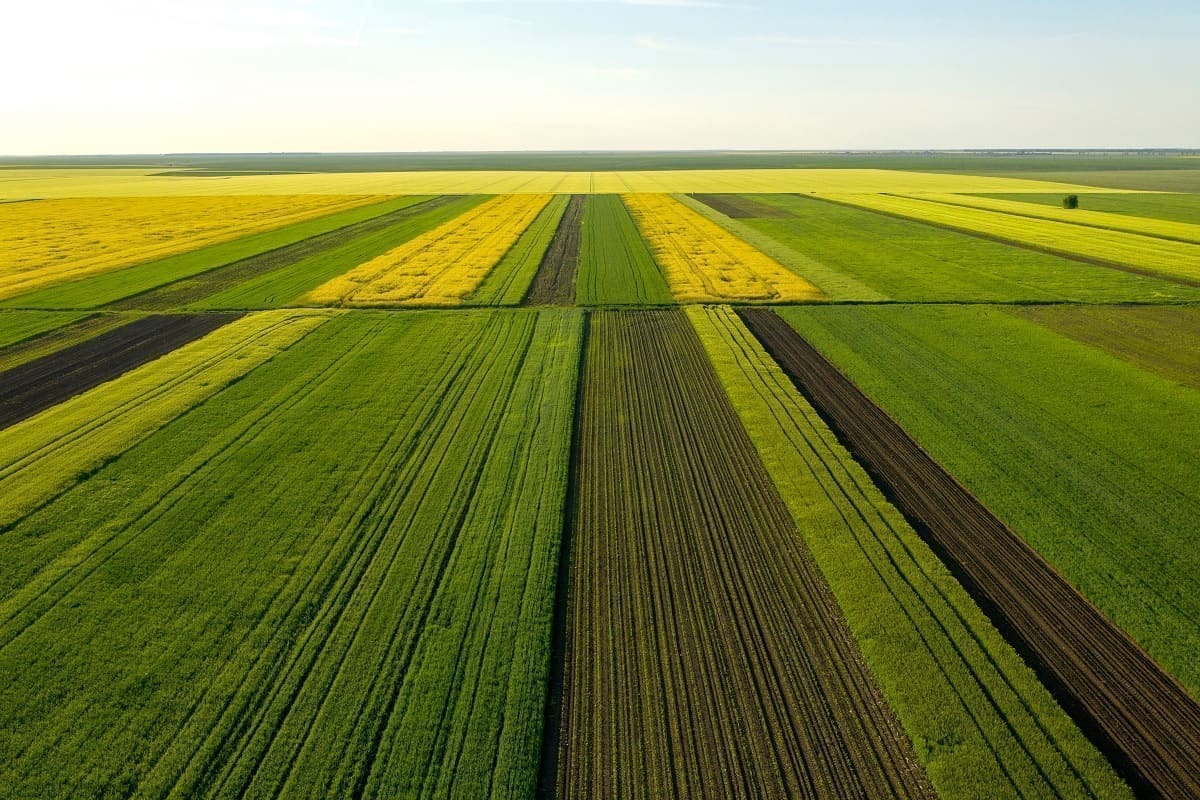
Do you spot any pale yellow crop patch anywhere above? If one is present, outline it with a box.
[0,195,384,300]
[623,193,823,302]
[305,194,552,306]
[0,168,1139,199]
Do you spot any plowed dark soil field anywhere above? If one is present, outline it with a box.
[554,309,933,800]
[739,306,1200,798]
[0,312,240,429]
[525,194,585,305]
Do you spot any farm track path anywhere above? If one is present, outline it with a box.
[0,312,241,429]
[557,308,934,800]
[739,306,1200,799]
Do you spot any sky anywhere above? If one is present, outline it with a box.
[3,0,1198,154]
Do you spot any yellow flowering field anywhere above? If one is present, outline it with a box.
[622,193,824,302]
[0,167,1125,199]
[305,194,552,306]
[0,195,384,301]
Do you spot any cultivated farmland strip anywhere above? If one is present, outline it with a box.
[0,312,240,429]
[557,308,933,799]
[738,307,1200,798]
[819,193,1200,288]
[0,310,580,798]
[105,196,461,311]
[525,194,585,305]
[575,195,673,305]
[470,194,571,305]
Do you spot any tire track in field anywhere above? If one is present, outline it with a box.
[525,195,585,306]
[556,309,934,799]
[0,312,240,429]
[739,307,1200,799]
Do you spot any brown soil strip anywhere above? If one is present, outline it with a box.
[556,308,933,799]
[690,193,792,218]
[739,307,1200,799]
[106,196,460,311]
[800,193,1200,289]
[525,195,585,305]
[1012,304,1200,390]
[0,312,241,429]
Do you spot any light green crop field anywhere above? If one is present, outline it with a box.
[900,193,1200,244]
[978,192,1200,225]
[824,193,1200,286]
[732,194,1200,302]
[775,304,1200,697]
[0,309,580,798]
[0,310,90,348]
[576,195,673,305]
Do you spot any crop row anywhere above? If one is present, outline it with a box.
[472,194,573,305]
[773,305,1200,699]
[575,195,673,305]
[556,308,932,798]
[688,306,1127,799]
[0,312,240,429]
[0,309,581,798]
[0,309,333,531]
[749,306,1200,796]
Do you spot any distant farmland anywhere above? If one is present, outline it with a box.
[1,157,1199,799]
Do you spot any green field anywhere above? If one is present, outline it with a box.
[824,193,1200,286]
[0,310,90,348]
[4,151,1200,797]
[689,306,1127,799]
[978,192,1200,225]
[575,195,673,305]
[0,309,580,798]
[775,304,1200,696]
[733,194,1200,302]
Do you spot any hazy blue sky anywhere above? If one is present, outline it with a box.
[5,0,1198,154]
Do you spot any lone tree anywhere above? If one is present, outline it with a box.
[1063,194,1079,209]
